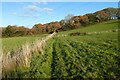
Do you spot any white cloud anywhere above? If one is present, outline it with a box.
[43,7,53,13]
[19,14,31,17]
[24,5,54,14]
[11,12,17,15]
[11,3,53,18]
[25,5,40,12]
[11,12,40,18]
[33,0,47,5]
[20,14,41,18]
[33,2,47,5]
[43,7,53,11]
[42,2,47,5]
[32,2,40,5]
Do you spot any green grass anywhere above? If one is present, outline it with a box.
[58,19,119,35]
[3,20,119,79]
[2,34,48,53]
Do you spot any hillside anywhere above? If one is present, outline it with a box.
[2,20,119,79]
[2,7,119,37]
[2,34,48,53]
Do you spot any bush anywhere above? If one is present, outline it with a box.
[69,32,87,36]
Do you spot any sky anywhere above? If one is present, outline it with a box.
[2,2,118,28]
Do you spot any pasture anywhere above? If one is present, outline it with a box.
[2,20,119,79]
[2,34,48,53]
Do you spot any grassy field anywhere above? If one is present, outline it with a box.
[3,20,120,79]
[2,34,48,53]
[58,19,118,35]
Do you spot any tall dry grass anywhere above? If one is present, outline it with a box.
[2,32,56,76]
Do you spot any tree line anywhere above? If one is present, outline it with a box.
[2,8,119,37]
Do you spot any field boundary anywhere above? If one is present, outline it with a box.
[69,29,119,36]
[2,32,56,75]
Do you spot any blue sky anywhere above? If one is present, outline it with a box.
[2,2,118,28]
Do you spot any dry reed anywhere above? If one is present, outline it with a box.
[2,32,56,75]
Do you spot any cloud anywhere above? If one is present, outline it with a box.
[20,14,40,18]
[24,5,53,14]
[24,5,54,14]
[43,7,53,12]
[25,5,40,12]
[11,3,53,18]
[11,12,17,15]
[33,2,47,5]
[33,0,47,5]
[43,7,53,13]
[11,12,40,18]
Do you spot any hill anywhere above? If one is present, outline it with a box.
[2,7,119,37]
[2,20,119,79]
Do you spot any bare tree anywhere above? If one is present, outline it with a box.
[64,14,74,23]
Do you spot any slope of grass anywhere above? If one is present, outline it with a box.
[26,31,119,79]
[58,19,119,35]
[2,34,48,53]
[3,20,119,79]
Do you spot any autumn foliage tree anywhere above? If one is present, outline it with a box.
[2,25,32,37]
[33,24,46,34]
[103,8,118,19]
[95,10,110,21]
[2,7,119,37]
[85,14,97,24]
